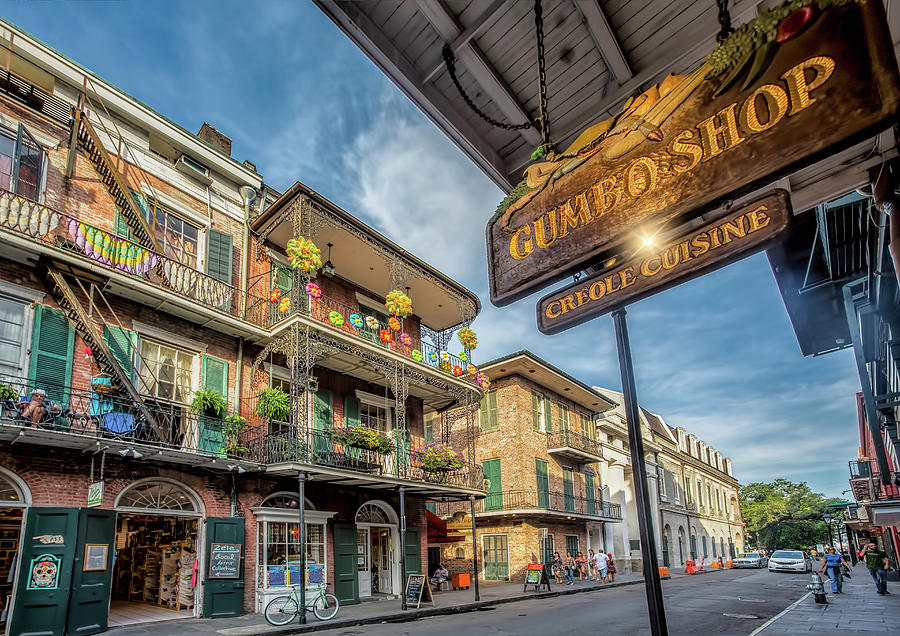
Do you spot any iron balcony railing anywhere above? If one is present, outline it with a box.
[0,375,246,459]
[849,460,900,501]
[0,189,270,327]
[434,488,622,519]
[241,428,482,489]
[547,429,602,458]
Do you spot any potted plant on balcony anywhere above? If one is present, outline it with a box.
[412,444,465,472]
[254,387,290,422]
[190,388,228,419]
[0,383,18,401]
[222,414,249,455]
[327,426,393,453]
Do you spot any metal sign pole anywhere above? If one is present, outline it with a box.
[612,308,668,636]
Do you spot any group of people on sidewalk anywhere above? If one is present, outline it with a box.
[816,541,891,596]
[550,549,617,585]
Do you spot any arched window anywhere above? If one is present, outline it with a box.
[455,547,465,559]
[701,535,708,558]
[0,471,26,505]
[259,492,315,510]
[356,501,397,525]
[116,479,200,514]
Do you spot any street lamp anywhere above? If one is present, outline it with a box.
[823,513,835,548]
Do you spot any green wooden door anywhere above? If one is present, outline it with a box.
[482,459,502,511]
[404,529,421,574]
[358,306,388,347]
[66,509,116,636]
[269,262,293,325]
[312,389,332,455]
[563,467,575,512]
[332,522,359,605]
[482,535,509,581]
[9,508,79,636]
[29,305,74,407]
[199,355,228,455]
[203,517,245,618]
[585,472,596,515]
[535,459,550,508]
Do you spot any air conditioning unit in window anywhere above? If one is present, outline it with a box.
[175,154,212,185]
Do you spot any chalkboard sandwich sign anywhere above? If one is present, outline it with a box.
[404,573,434,609]
[487,0,900,307]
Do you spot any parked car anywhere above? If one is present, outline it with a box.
[732,552,769,568]
[768,550,811,573]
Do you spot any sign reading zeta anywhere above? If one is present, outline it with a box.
[486,0,900,306]
[208,543,241,579]
[537,191,791,334]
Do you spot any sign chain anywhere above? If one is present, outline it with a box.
[715,0,734,43]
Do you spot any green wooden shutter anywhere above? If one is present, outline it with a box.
[479,390,498,432]
[205,228,234,285]
[28,305,74,406]
[344,395,361,427]
[535,459,549,508]
[424,411,434,445]
[585,472,596,515]
[488,390,498,430]
[313,389,333,453]
[199,355,229,455]
[544,397,553,433]
[563,467,575,512]
[102,325,137,381]
[113,209,134,240]
[532,392,541,431]
[404,528,421,574]
[558,404,568,431]
[482,458,502,511]
[201,355,228,395]
[479,394,489,431]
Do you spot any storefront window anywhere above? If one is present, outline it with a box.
[257,520,325,589]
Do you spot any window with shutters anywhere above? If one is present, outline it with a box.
[479,390,498,432]
[531,392,551,432]
[0,124,43,201]
[205,228,233,284]
[579,413,593,440]
[28,305,73,405]
[535,459,549,508]
[147,203,200,268]
[424,411,435,445]
[138,339,195,403]
[0,295,28,378]
[558,403,568,431]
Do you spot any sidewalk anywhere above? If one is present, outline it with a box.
[754,566,900,634]
[109,572,646,635]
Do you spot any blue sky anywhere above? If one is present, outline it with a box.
[3,1,862,498]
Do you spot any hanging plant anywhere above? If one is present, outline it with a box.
[349,314,363,328]
[458,327,478,350]
[400,333,412,346]
[412,444,465,472]
[278,297,291,313]
[466,364,477,376]
[364,316,379,329]
[452,365,463,376]
[255,387,290,421]
[479,374,491,390]
[327,426,393,453]
[286,236,322,273]
[411,349,423,362]
[388,316,402,331]
[458,351,467,362]
[305,282,322,298]
[269,288,281,303]
[385,289,413,317]
[328,311,344,326]
[189,388,228,418]
[379,329,393,343]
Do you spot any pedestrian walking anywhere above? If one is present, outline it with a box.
[576,552,588,581]
[607,553,617,582]
[588,549,598,581]
[858,541,891,595]
[817,546,849,593]
[551,551,564,584]
[564,551,576,585]
[592,549,610,584]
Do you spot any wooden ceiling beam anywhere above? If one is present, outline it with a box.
[575,0,632,84]
[417,0,543,148]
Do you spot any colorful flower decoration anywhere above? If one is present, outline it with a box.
[412,349,423,362]
[428,351,438,363]
[286,236,323,273]
[466,364,477,376]
[269,288,282,303]
[328,311,344,326]
[457,327,478,350]
[388,316,401,331]
[365,316,379,329]
[349,314,363,328]
[278,297,291,313]
[385,289,413,317]
[400,333,412,346]
[479,374,491,390]
[458,351,467,362]
[379,329,393,343]
[439,351,450,362]
[305,282,322,299]
[452,365,463,376]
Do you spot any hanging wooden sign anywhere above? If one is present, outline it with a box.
[536,191,791,334]
[487,0,900,306]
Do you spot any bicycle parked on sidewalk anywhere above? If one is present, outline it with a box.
[264,584,340,625]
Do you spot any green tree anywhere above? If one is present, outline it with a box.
[739,479,841,548]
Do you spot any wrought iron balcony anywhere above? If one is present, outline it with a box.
[546,429,603,463]
[0,376,254,468]
[849,460,900,502]
[434,488,622,520]
[0,189,269,328]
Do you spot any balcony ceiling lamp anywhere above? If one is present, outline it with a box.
[322,243,336,276]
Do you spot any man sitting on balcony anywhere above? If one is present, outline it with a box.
[16,389,61,426]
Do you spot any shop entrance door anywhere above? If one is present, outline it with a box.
[332,522,359,605]
[0,507,24,633]
[357,525,394,597]
[355,528,370,597]
[67,509,116,636]
[203,517,245,618]
[373,528,392,594]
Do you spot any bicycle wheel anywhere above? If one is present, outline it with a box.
[312,592,340,620]
[264,596,298,626]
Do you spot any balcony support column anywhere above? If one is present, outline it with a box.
[399,486,408,610]
[470,495,480,601]
[297,470,307,624]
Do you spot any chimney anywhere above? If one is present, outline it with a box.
[197,123,232,156]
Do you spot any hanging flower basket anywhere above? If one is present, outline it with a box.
[400,333,412,346]
[269,288,281,303]
[327,426,393,453]
[278,297,291,313]
[364,316,379,329]
[385,290,413,317]
[466,364,477,376]
[388,316,402,331]
[411,349,423,362]
[349,314,363,328]
[458,351,467,362]
[458,327,478,350]
[379,329,393,343]
[328,311,344,326]
[412,444,465,472]
[305,282,322,298]
[286,236,323,273]
[452,365,463,376]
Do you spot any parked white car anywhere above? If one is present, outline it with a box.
[732,552,769,568]
[768,550,811,573]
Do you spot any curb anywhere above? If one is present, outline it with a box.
[276,578,645,634]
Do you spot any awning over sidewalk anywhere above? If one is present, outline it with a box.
[427,509,465,543]
[869,502,900,528]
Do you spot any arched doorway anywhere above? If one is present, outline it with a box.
[690,532,697,560]
[662,525,671,567]
[701,535,708,559]
[355,501,399,598]
[735,532,743,555]
[677,527,686,565]
[712,533,717,559]
[111,479,203,625]
[0,468,29,632]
